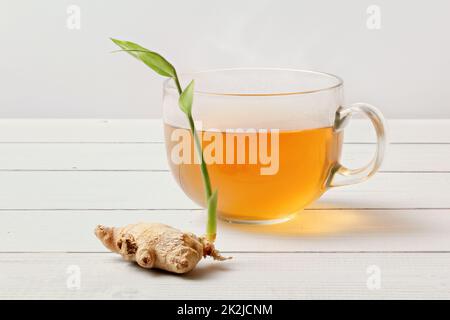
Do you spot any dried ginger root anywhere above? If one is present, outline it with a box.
[95,223,229,274]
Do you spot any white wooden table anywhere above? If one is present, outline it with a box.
[1,119,449,299]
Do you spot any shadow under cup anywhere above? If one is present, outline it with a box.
[162,68,385,224]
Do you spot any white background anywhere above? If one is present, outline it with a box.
[1,0,449,118]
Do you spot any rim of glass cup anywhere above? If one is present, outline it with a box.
[163,67,344,97]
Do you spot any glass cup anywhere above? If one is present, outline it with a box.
[163,68,386,224]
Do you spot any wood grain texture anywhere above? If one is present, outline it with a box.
[0,171,447,210]
[0,119,449,143]
[1,252,449,299]
[1,209,450,252]
[0,143,449,172]
[0,119,448,300]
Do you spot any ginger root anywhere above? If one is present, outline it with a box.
[95,223,229,274]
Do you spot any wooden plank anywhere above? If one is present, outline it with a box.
[0,119,447,300]
[341,144,450,172]
[0,143,169,171]
[344,119,450,143]
[0,171,447,210]
[0,143,448,172]
[0,119,164,143]
[1,209,450,252]
[1,252,449,299]
[0,119,449,143]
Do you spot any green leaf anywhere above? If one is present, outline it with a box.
[178,80,195,115]
[110,38,176,78]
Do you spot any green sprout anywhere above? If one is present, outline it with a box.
[111,38,217,242]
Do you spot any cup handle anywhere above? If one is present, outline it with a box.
[329,103,387,187]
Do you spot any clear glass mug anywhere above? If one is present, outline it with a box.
[163,69,387,224]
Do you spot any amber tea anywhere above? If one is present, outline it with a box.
[162,68,386,223]
[165,124,343,222]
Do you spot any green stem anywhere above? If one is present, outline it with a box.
[173,72,183,95]
[174,73,216,241]
[187,115,212,198]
